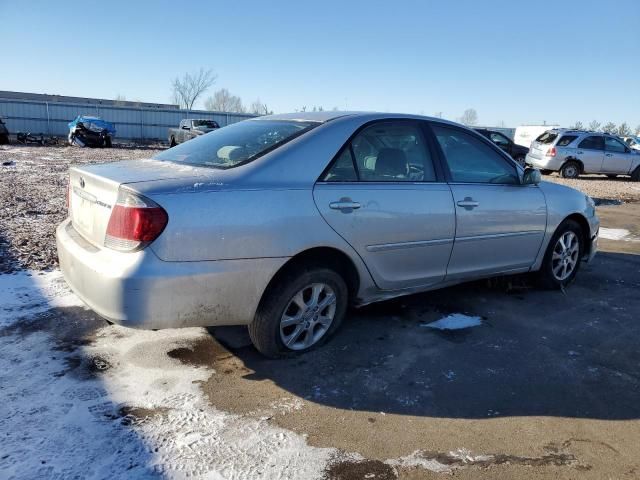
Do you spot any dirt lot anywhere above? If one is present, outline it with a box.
[1,144,639,479]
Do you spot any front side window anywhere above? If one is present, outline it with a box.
[155,120,318,169]
[323,121,436,182]
[604,136,627,153]
[578,136,604,150]
[432,125,519,184]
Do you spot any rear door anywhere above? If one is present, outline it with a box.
[429,124,547,279]
[575,135,604,173]
[314,120,455,291]
[603,136,634,174]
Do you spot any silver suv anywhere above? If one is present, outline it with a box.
[526,129,640,180]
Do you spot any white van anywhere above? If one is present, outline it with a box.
[514,125,560,148]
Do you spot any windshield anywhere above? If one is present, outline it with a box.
[155,120,319,168]
[193,120,219,128]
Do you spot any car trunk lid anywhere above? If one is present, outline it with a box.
[68,159,212,248]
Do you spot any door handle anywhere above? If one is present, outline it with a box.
[605,153,613,157]
[456,197,479,210]
[329,199,361,211]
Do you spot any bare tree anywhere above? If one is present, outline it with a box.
[617,122,632,137]
[569,121,583,130]
[249,99,272,115]
[458,108,478,126]
[588,120,601,131]
[602,122,617,134]
[171,68,217,111]
[204,88,245,113]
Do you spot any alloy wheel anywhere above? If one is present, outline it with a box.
[551,231,580,281]
[279,283,337,350]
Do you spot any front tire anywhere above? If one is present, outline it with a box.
[170,136,177,148]
[537,219,584,289]
[560,161,580,179]
[631,167,640,182]
[249,266,348,358]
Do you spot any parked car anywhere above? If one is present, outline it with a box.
[475,128,529,166]
[68,116,116,148]
[526,129,640,179]
[57,112,599,357]
[168,119,220,147]
[621,136,640,151]
[0,117,9,144]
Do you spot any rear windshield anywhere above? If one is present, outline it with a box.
[535,132,558,144]
[155,120,318,169]
[556,135,578,147]
[193,120,219,128]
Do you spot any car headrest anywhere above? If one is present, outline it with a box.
[375,148,408,177]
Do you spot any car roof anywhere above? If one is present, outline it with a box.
[254,111,462,126]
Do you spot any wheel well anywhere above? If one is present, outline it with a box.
[260,247,361,308]
[565,213,591,255]
[562,157,584,173]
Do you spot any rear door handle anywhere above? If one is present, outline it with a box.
[456,197,479,210]
[329,199,361,211]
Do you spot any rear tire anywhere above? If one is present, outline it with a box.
[540,169,553,175]
[105,137,112,148]
[631,167,640,182]
[170,136,177,148]
[537,219,584,290]
[560,161,580,179]
[249,266,348,358]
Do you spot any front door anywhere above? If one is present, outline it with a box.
[430,124,547,279]
[602,136,634,174]
[575,135,605,173]
[314,120,455,291]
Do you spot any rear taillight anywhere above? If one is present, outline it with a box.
[545,147,557,157]
[105,189,168,252]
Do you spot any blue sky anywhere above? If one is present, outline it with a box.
[1,0,638,127]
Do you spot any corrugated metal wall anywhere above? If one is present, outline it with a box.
[0,98,257,140]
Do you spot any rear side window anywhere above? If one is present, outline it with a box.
[578,136,604,150]
[432,125,519,185]
[535,132,558,144]
[323,121,437,182]
[556,135,577,147]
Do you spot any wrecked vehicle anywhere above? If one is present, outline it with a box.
[68,116,116,148]
[168,119,220,147]
[16,132,58,146]
[0,117,9,144]
[57,111,599,357]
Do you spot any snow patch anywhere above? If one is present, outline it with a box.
[0,270,82,327]
[421,313,483,330]
[599,227,638,241]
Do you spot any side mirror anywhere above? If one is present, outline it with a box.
[522,167,542,185]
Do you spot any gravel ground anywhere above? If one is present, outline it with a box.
[0,144,163,273]
[1,144,639,273]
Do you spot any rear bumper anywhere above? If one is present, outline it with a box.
[56,219,287,329]
[526,154,562,170]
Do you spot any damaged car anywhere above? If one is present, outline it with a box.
[57,112,599,357]
[68,116,116,148]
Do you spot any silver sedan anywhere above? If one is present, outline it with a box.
[57,112,599,357]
